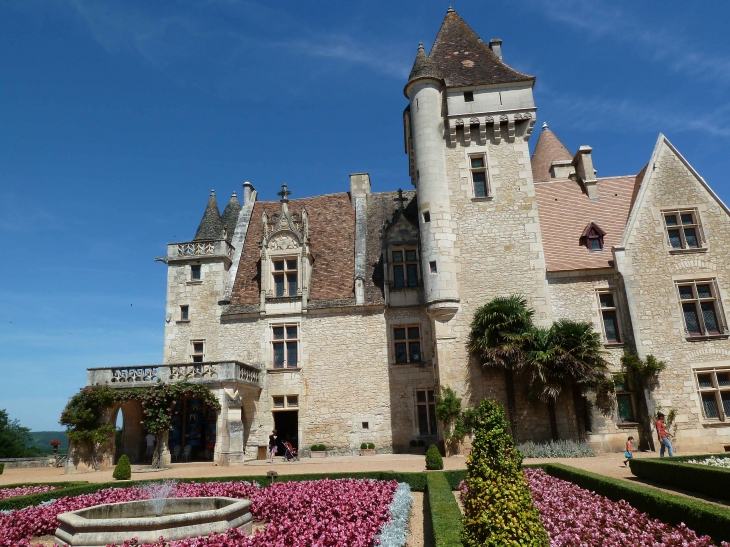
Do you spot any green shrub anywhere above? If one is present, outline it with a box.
[409,440,417,447]
[540,463,730,545]
[367,442,375,450]
[112,454,131,480]
[461,399,548,547]
[426,444,444,470]
[360,442,368,450]
[629,457,730,501]
[427,472,462,547]
[516,439,596,458]
[310,444,326,451]
[417,439,425,447]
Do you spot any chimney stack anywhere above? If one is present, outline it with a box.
[573,146,599,200]
[349,173,371,208]
[242,182,255,205]
[489,38,503,61]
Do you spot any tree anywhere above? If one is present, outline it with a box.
[468,295,534,443]
[523,326,561,440]
[0,409,40,458]
[548,319,612,441]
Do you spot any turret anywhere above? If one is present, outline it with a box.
[404,42,460,317]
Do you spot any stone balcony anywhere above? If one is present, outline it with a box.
[166,239,234,263]
[86,361,262,390]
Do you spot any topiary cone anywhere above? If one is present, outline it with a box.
[113,454,132,480]
[425,444,444,470]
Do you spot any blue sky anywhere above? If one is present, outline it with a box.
[2,0,729,431]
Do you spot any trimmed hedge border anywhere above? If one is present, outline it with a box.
[629,457,730,501]
[426,472,462,547]
[0,471,429,511]
[536,463,730,544]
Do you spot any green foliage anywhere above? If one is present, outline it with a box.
[0,409,41,458]
[435,387,479,451]
[113,454,132,480]
[426,444,444,470]
[461,399,548,547]
[310,444,326,451]
[629,457,730,501]
[539,463,730,546]
[622,352,666,377]
[367,442,375,449]
[427,472,463,547]
[360,442,368,449]
[516,439,596,459]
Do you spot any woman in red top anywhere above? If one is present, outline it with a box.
[655,412,674,457]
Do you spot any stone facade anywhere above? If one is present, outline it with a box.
[70,8,730,470]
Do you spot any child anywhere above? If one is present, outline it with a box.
[623,436,634,466]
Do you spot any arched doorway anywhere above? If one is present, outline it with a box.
[112,400,145,464]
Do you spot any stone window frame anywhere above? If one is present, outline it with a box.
[179,305,190,322]
[693,366,730,422]
[272,394,299,410]
[269,321,300,370]
[390,247,420,289]
[674,278,729,339]
[413,388,438,437]
[392,324,424,364]
[189,264,202,282]
[596,290,623,345]
[461,145,494,201]
[613,374,637,424]
[661,208,707,253]
[468,152,491,199]
[388,319,428,365]
[270,255,300,298]
[190,340,205,363]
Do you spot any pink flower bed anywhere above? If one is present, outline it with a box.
[1,478,397,547]
[524,468,729,547]
[0,486,57,501]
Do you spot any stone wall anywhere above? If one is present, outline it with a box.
[616,139,730,452]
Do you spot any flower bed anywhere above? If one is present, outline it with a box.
[0,486,56,502]
[685,456,730,469]
[524,468,729,546]
[1,478,404,547]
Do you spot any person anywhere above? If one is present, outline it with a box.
[655,412,674,457]
[623,436,634,466]
[145,432,157,462]
[268,429,278,463]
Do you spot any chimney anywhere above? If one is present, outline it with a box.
[489,38,503,61]
[573,146,599,200]
[349,173,371,208]
[242,182,255,205]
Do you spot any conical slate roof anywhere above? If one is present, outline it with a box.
[428,8,534,87]
[531,124,573,181]
[220,192,241,240]
[405,42,441,94]
[194,190,224,240]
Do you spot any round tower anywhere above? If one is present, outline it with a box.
[404,43,460,316]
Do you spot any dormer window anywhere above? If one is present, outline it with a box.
[581,222,605,252]
[392,248,419,288]
[273,258,298,297]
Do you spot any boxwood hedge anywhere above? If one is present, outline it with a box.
[629,457,730,501]
[426,471,462,547]
[539,463,730,544]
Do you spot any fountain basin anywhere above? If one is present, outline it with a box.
[55,497,253,547]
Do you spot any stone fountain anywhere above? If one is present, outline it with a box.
[54,481,252,546]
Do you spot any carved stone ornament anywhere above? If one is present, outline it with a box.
[485,116,494,123]
[469,117,479,124]
[500,114,509,122]
[455,118,464,126]
[269,233,299,251]
[224,388,242,407]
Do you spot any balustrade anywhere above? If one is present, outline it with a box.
[169,363,218,381]
[110,367,158,383]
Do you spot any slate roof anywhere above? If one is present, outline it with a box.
[220,193,241,240]
[194,191,224,241]
[226,189,419,311]
[428,8,534,88]
[534,176,637,272]
[531,125,573,182]
[405,43,442,94]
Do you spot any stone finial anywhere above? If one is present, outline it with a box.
[542,122,549,130]
[394,188,407,211]
[277,184,292,203]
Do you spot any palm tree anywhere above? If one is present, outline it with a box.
[468,295,534,443]
[548,319,612,441]
[523,326,561,441]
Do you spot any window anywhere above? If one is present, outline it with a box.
[429,261,437,274]
[423,211,430,223]
[415,389,438,436]
[463,90,474,102]
[469,155,489,197]
[392,248,419,288]
[180,306,189,321]
[695,368,730,420]
[664,210,703,250]
[394,325,422,363]
[272,324,298,368]
[676,280,726,337]
[614,375,635,422]
[581,222,605,251]
[286,395,298,407]
[273,395,297,409]
[190,265,201,281]
[273,396,285,408]
[273,258,298,297]
[191,340,205,363]
[598,292,621,343]
[362,422,369,429]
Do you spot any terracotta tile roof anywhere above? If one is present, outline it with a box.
[534,175,637,272]
[530,126,573,182]
[429,8,534,87]
[229,193,356,307]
